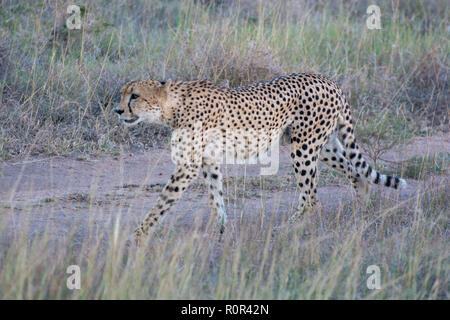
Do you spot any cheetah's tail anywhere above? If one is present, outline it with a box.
[337,96,407,190]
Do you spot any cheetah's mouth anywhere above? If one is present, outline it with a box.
[122,115,140,126]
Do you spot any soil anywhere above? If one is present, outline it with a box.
[0,132,448,246]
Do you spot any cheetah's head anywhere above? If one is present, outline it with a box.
[114,79,173,126]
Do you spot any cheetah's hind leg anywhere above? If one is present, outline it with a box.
[289,137,321,219]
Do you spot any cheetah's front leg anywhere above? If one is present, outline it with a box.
[133,164,200,245]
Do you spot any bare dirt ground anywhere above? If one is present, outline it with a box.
[0,133,448,247]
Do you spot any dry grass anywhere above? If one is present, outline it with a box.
[0,0,449,300]
[0,178,447,299]
[0,0,448,159]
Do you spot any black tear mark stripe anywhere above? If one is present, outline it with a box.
[127,87,134,114]
[128,100,133,114]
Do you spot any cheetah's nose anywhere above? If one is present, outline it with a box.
[114,108,124,115]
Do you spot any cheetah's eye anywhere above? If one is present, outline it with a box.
[130,93,139,101]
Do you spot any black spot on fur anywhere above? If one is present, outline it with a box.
[394,177,400,189]
[374,172,380,184]
[385,176,392,187]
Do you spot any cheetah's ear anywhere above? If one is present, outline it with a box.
[160,79,172,94]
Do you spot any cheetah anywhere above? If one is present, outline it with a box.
[114,73,406,244]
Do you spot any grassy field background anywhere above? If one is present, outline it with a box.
[1,0,448,159]
[0,0,448,299]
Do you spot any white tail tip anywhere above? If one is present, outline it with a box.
[399,178,407,189]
